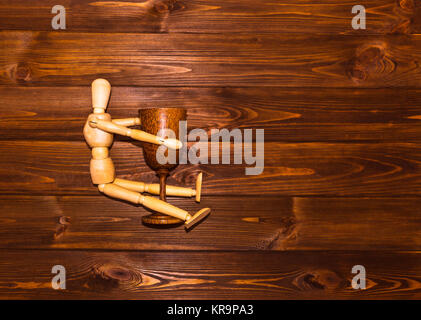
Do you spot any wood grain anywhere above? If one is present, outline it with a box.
[1,140,421,196]
[3,32,421,87]
[0,0,419,301]
[0,0,418,34]
[0,195,420,251]
[2,87,421,142]
[1,250,421,299]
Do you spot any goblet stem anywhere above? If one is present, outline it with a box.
[158,170,168,201]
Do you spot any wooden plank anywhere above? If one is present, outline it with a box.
[0,0,418,34]
[1,250,421,299]
[0,195,293,250]
[2,87,421,142]
[2,140,421,196]
[3,32,421,87]
[1,195,421,251]
[287,197,421,250]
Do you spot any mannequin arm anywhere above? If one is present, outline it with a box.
[89,118,182,149]
[112,118,141,127]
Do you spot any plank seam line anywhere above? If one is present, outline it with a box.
[3,85,421,89]
[0,248,420,253]
[2,193,421,198]
[0,30,418,37]
[0,84,421,91]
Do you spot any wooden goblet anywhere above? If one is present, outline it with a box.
[139,107,187,225]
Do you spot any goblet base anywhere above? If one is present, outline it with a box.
[142,213,183,226]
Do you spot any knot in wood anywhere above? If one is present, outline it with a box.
[294,269,343,291]
[12,63,32,82]
[154,1,169,14]
[399,0,415,12]
[347,44,395,83]
[94,263,143,286]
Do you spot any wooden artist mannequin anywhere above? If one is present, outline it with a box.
[83,79,210,229]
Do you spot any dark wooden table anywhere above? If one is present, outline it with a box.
[0,0,420,299]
